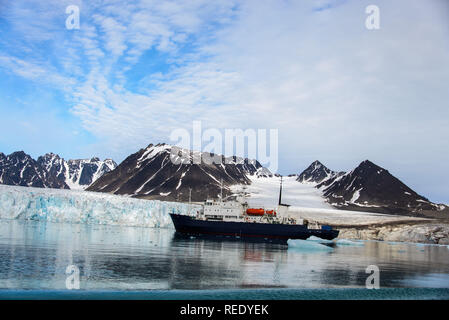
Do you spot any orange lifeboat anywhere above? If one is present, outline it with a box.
[265,210,277,216]
[246,208,265,216]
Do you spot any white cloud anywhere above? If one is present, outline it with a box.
[1,0,449,201]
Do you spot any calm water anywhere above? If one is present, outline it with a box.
[0,219,449,298]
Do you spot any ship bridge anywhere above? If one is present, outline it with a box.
[203,199,244,221]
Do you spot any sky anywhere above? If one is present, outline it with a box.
[0,0,448,203]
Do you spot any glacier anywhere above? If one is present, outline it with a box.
[0,185,199,227]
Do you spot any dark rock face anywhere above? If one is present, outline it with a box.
[37,153,70,188]
[0,151,116,190]
[68,158,114,186]
[0,151,57,188]
[296,160,343,184]
[87,143,271,201]
[317,160,446,215]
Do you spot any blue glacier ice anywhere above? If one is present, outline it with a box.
[335,239,365,246]
[0,185,199,227]
[306,235,334,244]
[287,239,334,251]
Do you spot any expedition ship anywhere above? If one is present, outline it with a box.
[169,178,339,244]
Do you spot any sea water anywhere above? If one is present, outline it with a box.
[0,219,448,299]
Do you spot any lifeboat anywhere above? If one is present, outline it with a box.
[265,210,277,216]
[246,208,265,216]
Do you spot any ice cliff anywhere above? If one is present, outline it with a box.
[0,185,199,227]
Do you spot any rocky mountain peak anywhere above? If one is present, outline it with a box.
[297,160,339,184]
[318,160,439,215]
[9,151,29,160]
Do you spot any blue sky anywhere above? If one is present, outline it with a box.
[0,0,449,203]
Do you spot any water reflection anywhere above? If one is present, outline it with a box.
[0,219,448,290]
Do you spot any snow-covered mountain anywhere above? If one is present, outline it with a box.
[0,151,64,188]
[0,151,117,190]
[296,160,344,184]
[315,160,447,215]
[87,143,271,201]
[37,153,117,190]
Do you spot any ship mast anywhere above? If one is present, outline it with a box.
[189,187,192,214]
[242,185,247,202]
[220,178,223,203]
[278,176,283,206]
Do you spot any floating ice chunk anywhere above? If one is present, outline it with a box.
[307,236,323,241]
[386,241,403,245]
[287,239,333,251]
[335,239,365,246]
[416,243,426,247]
[306,235,334,244]
[386,241,445,247]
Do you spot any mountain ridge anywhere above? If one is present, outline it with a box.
[87,143,271,201]
[297,159,448,216]
[0,150,117,190]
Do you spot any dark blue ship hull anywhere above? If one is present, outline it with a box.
[169,214,339,244]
